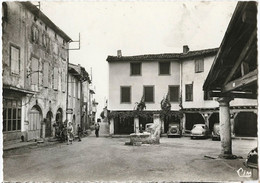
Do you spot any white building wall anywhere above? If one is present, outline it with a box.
[181,55,257,109]
[109,60,180,111]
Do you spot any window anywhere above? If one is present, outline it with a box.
[10,45,20,75]
[2,2,8,22]
[31,57,39,85]
[43,62,49,88]
[3,99,22,132]
[53,67,58,90]
[130,63,141,75]
[159,62,170,75]
[169,86,179,102]
[195,58,204,73]
[121,86,131,103]
[31,25,39,43]
[185,84,193,101]
[144,86,154,102]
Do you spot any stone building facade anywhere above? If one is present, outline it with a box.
[68,63,91,132]
[2,2,71,141]
[106,47,257,136]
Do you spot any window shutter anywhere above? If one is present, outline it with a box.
[43,62,49,88]
[62,70,66,92]
[78,82,81,99]
[10,46,20,74]
[200,59,204,72]
[169,86,179,102]
[53,67,58,90]
[31,57,39,85]
[121,87,131,103]
[144,86,154,102]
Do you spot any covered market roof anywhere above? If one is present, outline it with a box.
[203,1,257,99]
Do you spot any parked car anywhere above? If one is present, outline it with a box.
[244,147,258,169]
[212,123,220,140]
[145,123,154,133]
[167,123,182,137]
[190,124,210,139]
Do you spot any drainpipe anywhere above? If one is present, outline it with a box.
[66,42,70,122]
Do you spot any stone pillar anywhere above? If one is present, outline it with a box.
[109,118,114,135]
[134,117,139,133]
[182,114,186,134]
[217,97,233,158]
[152,114,161,143]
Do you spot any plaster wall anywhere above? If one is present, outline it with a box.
[109,60,180,111]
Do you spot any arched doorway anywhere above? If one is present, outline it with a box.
[209,113,219,131]
[45,111,53,137]
[28,105,42,140]
[185,113,204,130]
[234,112,257,137]
[55,108,63,125]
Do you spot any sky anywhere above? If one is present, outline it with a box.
[39,1,237,117]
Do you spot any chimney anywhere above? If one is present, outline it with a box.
[183,45,189,54]
[117,50,122,57]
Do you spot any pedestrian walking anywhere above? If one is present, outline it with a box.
[77,124,82,142]
[95,122,100,137]
[67,122,74,145]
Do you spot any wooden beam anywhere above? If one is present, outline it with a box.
[209,91,257,99]
[223,29,256,85]
[222,69,257,93]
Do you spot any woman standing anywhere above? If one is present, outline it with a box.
[67,122,74,145]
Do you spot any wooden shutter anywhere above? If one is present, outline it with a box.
[121,87,131,103]
[10,46,20,74]
[53,67,58,90]
[144,86,154,102]
[31,57,39,85]
[43,62,49,88]
[78,82,81,99]
[62,70,66,92]
[169,86,179,102]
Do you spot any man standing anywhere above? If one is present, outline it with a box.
[95,122,100,137]
[77,124,82,142]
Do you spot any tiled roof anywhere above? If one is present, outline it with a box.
[106,48,218,62]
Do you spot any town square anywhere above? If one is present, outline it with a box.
[2,1,258,182]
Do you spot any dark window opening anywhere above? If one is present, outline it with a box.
[2,2,8,22]
[144,86,154,102]
[159,62,170,75]
[169,86,179,102]
[121,86,131,103]
[130,63,141,75]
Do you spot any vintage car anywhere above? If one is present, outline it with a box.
[190,124,210,139]
[212,123,220,140]
[244,147,258,169]
[167,124,182,137]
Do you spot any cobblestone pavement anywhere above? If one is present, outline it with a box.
[3,136,257,182]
